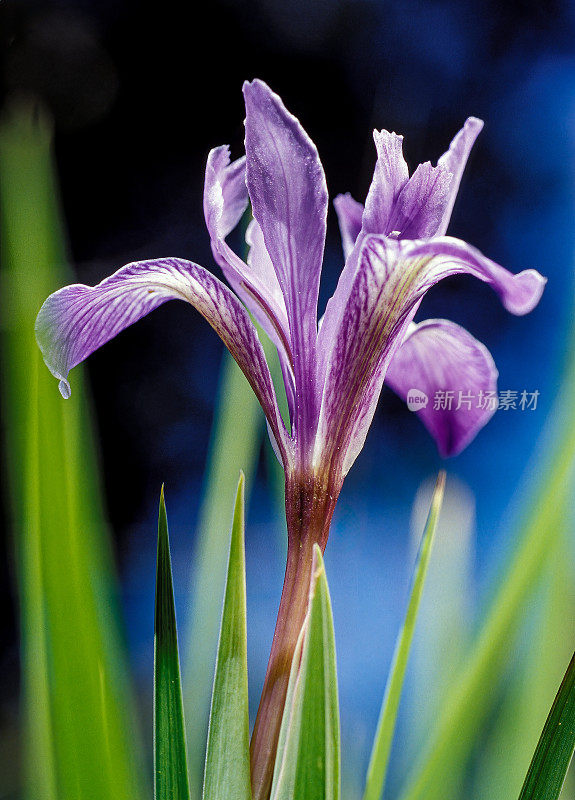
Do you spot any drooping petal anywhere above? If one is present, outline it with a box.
[436,117,484,235]
[35,257,290,460]
[385,319,498,457]
[404,235,547,315]
[388,161,452,239]
[243,79,328,400]
[203,146,293,370]
[316,234,545,475]
[334,193,364,259]
[362,130,409,235]
[315,237,417,477]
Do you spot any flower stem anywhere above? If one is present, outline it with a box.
[249,471,339,800]
[249,535,316,800]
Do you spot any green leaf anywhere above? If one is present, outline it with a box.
[397,383,575,800]
[270,544,340,800]
[202,473,252,800]
[475,534,575,800]
[363,471,446,800]
[0,100,145,800]
[517,650,575,800]
[185,354,263,796]
[184,213,287,796]
[155,487,191,800]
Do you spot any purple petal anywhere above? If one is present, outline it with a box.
[389,161,452,239]
[362,130,409,235]
[316,237,417,477]
[385,319,498,457]
[436,117,484,235]
[405,236,546,315]
[316,233,545,475]
[203,146,293,372]
[246,219,296,417]
[203,145,248,240]
[243,79,328,390]
[334,193,364,259]
[35,257,289,460]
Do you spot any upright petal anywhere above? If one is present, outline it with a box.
[385,319,498,457]
[243,78,328,434]
[35,258,290,461]
[362,130,409,235]
[203,145,248,240]
[334,193,364,260]
[203,146,293,371]
[436,117,484,235]
[246,218,296,418]
[389,161,452,239]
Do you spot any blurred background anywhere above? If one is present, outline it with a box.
[1,0,575,797]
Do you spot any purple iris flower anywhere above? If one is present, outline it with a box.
[35,79,545,798]
[36,81,544,489]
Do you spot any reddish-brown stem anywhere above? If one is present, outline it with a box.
[249,471,339,800]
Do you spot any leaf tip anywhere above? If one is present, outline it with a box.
[433,470,446,509]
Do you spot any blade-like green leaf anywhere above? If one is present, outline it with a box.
[155,488,191,800]
[0,100,145,800]
[270,544,340,800]
[517,650,575,800]
[184,214,288,796]
[185,354,262,796]
[363,471,446,800]
[202,473,252,800]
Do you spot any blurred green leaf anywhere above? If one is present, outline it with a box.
[270,544,340,800]
[155,487,191,800]
[397,381,575,800]
[0,100,145,800]
[203,473,252,800]
[475,534,575,800]
[402,476,475,797]
[517,650,575,800]
[363,471,446,800]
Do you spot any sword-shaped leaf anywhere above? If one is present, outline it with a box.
[155,487,191,800]
[202,474,252,800]
[517,650,575,800]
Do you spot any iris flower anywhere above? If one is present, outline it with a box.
[35,79,545,799]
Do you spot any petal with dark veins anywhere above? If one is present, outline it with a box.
[35,257,290,461]
[390,161,452,239]
[316,234,545,475]
[362,130,409,235]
